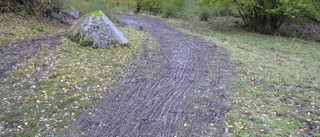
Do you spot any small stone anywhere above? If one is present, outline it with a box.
[0,121,5,131]
[51,7,79,25]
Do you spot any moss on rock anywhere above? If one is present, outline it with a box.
[68,33,86,43]
[68,32,80,42]
[88,11,102,17]
[68,10,128,49]
[106,41,130,48]
[69,18,83,35]
[80,39,94,47]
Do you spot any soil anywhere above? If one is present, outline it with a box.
[70,15,231,136]
[0,34,67,82]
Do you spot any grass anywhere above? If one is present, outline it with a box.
[60,0,119,22]
[167,17,320,136]
[1,9,319,136]
[0,12,67,48]
[0,19,155,136]
[60,0,107,14]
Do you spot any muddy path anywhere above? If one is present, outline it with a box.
[72,15,231,136]
[0,34,67,82]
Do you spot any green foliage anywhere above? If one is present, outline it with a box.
[305,0,320,21]
[161,0,187,18]
[160,0,215,21]
[7,4,23,12]
[161,4,179,18]
[1,0,62,15]
[198,0,318,34]
[80,39,94,47]
[199,6,210,21]
[106,0,212,21]
[135,0,171,13]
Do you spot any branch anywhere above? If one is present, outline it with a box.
[238,8,247,24]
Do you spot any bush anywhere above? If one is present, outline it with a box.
[197,0,319,34]
[1,0,62,16]
[161,4,179,18]
[161,0,187,19]
[199,6,210,21]
[160,0,214,21]
[306,1,320,22]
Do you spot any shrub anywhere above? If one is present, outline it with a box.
[138,25,144,31]
[199,6,210,21]
[161,4,179,18]
[161,0,187,19]
[2,0,62,15]
[198,0,318,34]
[176,4,198,20]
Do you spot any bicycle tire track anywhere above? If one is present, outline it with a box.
[71,15,230,137]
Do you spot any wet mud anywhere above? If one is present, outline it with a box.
[72,15,231,136]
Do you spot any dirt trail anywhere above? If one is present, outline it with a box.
[72,15,230,136]
[0,34,67,82]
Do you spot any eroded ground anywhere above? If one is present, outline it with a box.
[1,13,232,136]
[71,15,231,136]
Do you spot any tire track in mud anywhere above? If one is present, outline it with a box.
[72,15,231,136]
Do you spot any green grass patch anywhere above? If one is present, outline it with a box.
[167,17,320,136]
[60,0,119,22]
[0,13,67,48]
[0,26,153,136]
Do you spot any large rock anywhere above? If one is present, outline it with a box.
[68,10,128,48]
[51,7,79,25]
